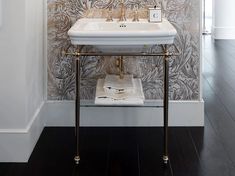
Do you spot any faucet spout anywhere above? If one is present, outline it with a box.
[119,0,126,21]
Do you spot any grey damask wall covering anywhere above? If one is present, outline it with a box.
[47,0,200,100]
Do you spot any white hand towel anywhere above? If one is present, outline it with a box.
[95,78,145,105]
[103,74,135,95]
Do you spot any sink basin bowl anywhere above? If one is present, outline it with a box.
[68,18,177,53]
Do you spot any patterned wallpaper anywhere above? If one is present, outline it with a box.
[47,0,200,100]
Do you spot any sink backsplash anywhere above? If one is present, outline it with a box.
[47,0,200,101]
[85,8,149,19]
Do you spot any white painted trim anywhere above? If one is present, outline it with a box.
[44,100,204,127]
[0,101,45,162]
[200,0,203,101]
[0,102,44,133]
[212,26,235,39]
[43,0,48,100]
[0,0,2,28]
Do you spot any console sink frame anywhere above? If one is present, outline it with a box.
[64,44,180,166]
[66,17,179,166]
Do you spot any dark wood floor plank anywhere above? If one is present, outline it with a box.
[204,48,235,77]
[77,127,111,176]
[203,55,235,83]
[203,58,235,120]
[203,37,235,74]
[0,164,12,176]
[214,39,235,54]
[203,37,235,124]
[227,40,235,47]
[203,54,235,90]
[24,127,110,176]
[168,128,203,176]
[204,37,235,56]
[203,77,235,167]
[23,127,76,176]
[137,128,173,176]
[0,164,26,176]
[107,128,140,176]
[189,117,235,176]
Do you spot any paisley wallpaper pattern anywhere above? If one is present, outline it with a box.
[47,0,200,100]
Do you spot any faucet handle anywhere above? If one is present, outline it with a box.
[132,5,139,22]
[106,6,113,22]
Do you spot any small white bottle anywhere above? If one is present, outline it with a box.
[149,5,162,23]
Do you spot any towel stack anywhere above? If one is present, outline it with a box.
[95,74,145,105]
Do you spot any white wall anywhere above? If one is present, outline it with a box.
[212,0,235,39]
[0,0,27,129]
[0,0,45,162]
[25,0,44,124]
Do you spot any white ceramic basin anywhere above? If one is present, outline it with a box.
[68,18,177,52]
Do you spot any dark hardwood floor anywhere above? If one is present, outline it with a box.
[1,36,235,176]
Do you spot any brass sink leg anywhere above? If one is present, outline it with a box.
[116,56,124,79]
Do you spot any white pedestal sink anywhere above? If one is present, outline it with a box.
[68,18,177,53]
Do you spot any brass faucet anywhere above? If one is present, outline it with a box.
[106,6,113,22]
[118,0,126,21]
[132,4,139,22]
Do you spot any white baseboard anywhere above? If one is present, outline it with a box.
[0,102,45,162]
[0,100,204,162]
[45,100,204,127]
[212,26,235,39]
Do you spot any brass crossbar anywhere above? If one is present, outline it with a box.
[63,44,181,57]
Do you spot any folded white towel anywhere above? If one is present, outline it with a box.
[103,74,134,95]
[95,78,145,105]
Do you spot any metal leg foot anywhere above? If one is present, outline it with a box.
[163,155,168,164]
[74,155,80,165]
